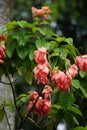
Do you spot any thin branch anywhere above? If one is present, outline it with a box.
[5,68,22,121]
[41,119,54,129]
[3,107,12,130]
[0,81,10,85]
[28,117,41,129]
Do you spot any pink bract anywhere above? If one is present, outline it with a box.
[35,98,51,118]
[76,55,87,72]
[34,64,50,85]
[0,45,6,64]
[34,47,47,64]
[29,91,39,100]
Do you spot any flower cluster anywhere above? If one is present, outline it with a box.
[34,47,78,93]
[34,47,51,85]
[32,6,52,20]
[51,64,78,92]
[0,34,6,63]
[27,85,52,118]
[76,55,87,72]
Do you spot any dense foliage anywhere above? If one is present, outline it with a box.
[0,5,87,130]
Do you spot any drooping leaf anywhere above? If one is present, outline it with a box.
[71,106,82,116]
[29,47,36,61]
[16,44,29,59]
[12,31,26,46]
[79,70,87,78]
[24,69,33,85]
[79,85,87,98]
[0,109,5,122]
[72,79,80,89]
[66,44,77,58]
[59,91,75,110]
[6,41,16,58]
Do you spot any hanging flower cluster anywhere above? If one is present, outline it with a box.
[27,85,52,118]
[76,55,87,72]
[34,47,78,93]
[34,47,51,85]
[32,6,52,20]
[52,64,78,92]
[27,47,79,117]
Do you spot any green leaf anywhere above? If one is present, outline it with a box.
[0,109,5,121]
[71,106,82,116]
[17,66,26,76]
[24,69,33,85]
[66,44,77,58]
[56,37,66,43]
[48,52,59,58]
[12,31,26,46]
[59,91,75,110]
[17,20,32,28]
[66,38,73,44]
[6,21,18,30]
[79,70,87,78]
[79,85,87,98]
[38,27,57,36]
[16,44,29,59]
[47,120,54,130]
[6,41,16,58]
[72,79,80,89]
[73,126,87,130]
[35,39,46,48]
[73,116,79,125]
[72,79,87,98]
[29,47,36,61]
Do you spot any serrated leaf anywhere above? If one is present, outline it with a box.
[24,69,33,85]
[0,109,5,121]
[71,106,82,116]
[59,91,75,110]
